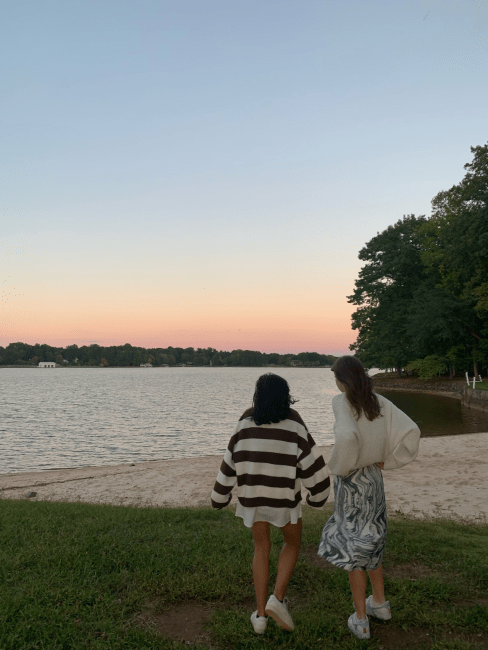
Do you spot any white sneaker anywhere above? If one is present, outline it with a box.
[348,612,370,639]
[250,611,267,634]
[366,595,392,620]
[265,594,294,631]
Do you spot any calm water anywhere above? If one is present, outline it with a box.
[376,390,488,437]
[2,367,488,474]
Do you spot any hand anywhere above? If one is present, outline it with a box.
[376,462,384,469]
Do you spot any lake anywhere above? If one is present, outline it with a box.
[2,367,488,474]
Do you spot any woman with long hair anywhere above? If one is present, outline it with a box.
[212,373,330,635]
[318,356,420,640]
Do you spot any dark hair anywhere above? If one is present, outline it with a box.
[251,373,296,425]
[331,355,381,421]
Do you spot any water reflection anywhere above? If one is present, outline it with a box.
[377,390,488,437]
[0,367,340,473]
[2,367,487,474]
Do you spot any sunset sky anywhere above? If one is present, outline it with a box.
[2,0,488,355]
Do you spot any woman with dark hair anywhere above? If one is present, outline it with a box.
[318,356,420,640]
[212,373,330,635]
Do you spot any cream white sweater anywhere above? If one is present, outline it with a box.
[327,392,420,476]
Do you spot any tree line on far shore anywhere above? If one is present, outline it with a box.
[0,342,337,368]
[350,142,488,379]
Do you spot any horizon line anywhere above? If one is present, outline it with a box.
[1,340,342,356]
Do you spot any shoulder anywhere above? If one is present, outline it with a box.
[332,393,344,404]
[373,392,388,405]
[331,392,348,411]
[332,393,360,428]
[239,407,254,421]
[373,392,393,413]
[288,408,308,430]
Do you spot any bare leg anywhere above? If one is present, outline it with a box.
[367,565,386,604]
[274,519,302,601]
[252,521,271,617]
[348,570,367,619]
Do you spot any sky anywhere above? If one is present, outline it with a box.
[1,0,487,355]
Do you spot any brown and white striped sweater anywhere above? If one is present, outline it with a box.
[211,408,330,510]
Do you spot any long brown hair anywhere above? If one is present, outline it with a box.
[331,356,381,421]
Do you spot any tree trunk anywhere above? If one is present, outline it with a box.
[396,366,402,377]
[473,343,479,379]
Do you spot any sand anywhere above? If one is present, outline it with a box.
[1,433,487,521]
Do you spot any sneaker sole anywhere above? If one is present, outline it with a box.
[265,606,294,631]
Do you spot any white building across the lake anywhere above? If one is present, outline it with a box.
[39,362,56,368]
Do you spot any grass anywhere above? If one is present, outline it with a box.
[473,381,488,391]
[0,500,487,650]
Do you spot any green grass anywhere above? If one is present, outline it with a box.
[474,381,488,391]
[0,500,487,650]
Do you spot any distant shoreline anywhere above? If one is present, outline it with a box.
[0,365,333,369]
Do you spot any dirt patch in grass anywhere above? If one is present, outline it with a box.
[136,602,216,645]
[376,625,488,649]
[454,598,488,608]
[376,626,436,649]
[136,599,258,645]
[301,550,434,582]
[383,562,433,581]
[301,545,338,570]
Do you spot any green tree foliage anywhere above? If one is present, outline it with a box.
[0,342,337,368]
[348,214,428,372]
[423,144,488,312]
[406,355,447,380]
[350,142,488,376]
[289,352,336,367]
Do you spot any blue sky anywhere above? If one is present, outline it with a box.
[1,0,487,353]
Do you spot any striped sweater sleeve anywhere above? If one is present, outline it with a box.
[298,433,331,508]
[211,439,237,509]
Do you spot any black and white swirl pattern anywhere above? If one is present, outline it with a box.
[318,464,387,571]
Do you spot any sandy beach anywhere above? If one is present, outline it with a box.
[1,433,487,521]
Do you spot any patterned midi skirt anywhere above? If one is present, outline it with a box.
[318,463,387,572]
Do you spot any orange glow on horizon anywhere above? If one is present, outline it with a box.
[1,274,358,355]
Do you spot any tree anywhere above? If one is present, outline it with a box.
[0,341,340,370]
[348,215,428,373]
[155,353,170,365]
[424,143,488,309]
[64,344,79,363]
[266,353,280,365]
[420,143,488,374]
[210,353,222,366]
[406,355,447,380]
[405,277,475,366]
[4,342,32,364]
